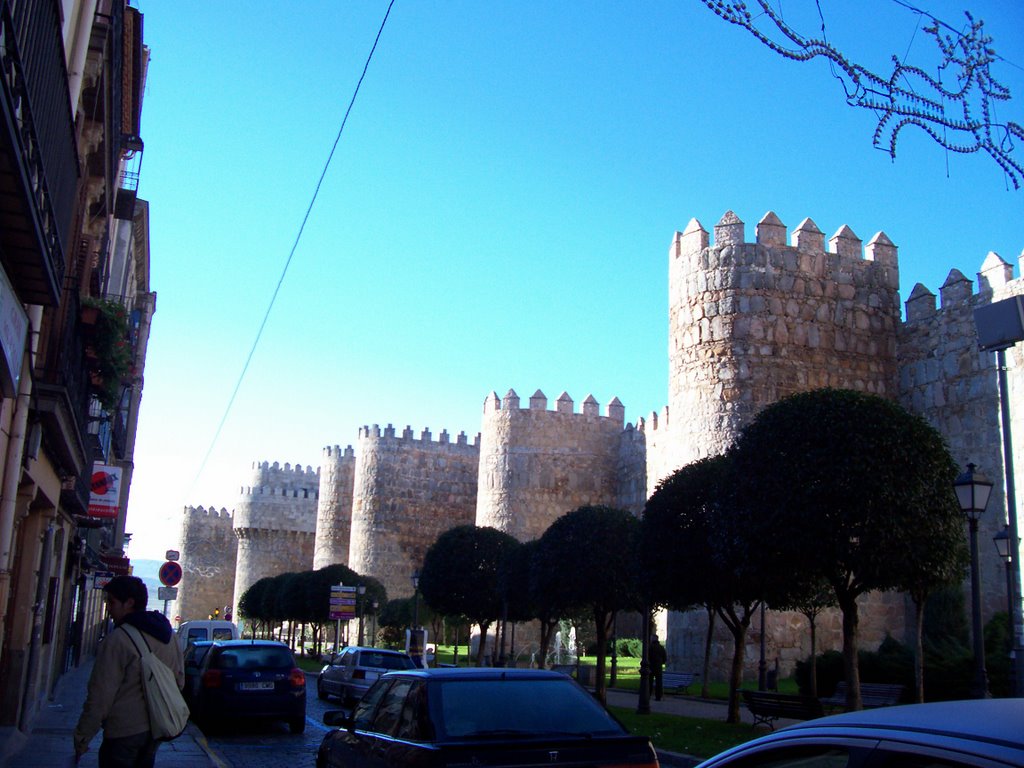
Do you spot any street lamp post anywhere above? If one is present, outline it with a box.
[955,463,994,699]
[994,525,1018,695]
[411,570,420,630]
[357,584,366,646]
[370,599,379,647]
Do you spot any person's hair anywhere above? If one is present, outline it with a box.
[103,575,148,611]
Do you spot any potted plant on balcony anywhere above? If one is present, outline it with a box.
[81,298,133,410]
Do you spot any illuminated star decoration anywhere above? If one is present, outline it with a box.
[701,1,1023,188]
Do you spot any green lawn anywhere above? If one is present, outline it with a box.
[610,706,764,759]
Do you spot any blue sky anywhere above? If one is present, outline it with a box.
[126,1,1023,560]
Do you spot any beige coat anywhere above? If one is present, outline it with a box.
[73,622,185,752]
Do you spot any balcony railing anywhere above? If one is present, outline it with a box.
[0,0,79,305]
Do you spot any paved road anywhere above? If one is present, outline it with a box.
[198,674,336,768]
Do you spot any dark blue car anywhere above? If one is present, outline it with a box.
[191,639,306,734]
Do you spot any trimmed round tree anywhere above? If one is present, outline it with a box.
[730,388,963,710]
[419,525,520,665]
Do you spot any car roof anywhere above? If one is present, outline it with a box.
[384,667,571,681]
[210,639,290,649]
[347,646,408,655]
[780,699,1024,746]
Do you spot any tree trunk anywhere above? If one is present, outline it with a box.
[801,609,819,698]
[838,592,862,710]
[702,605,715,698]
[476,621,491,666]
[593,608,610,706]
[538,618,556,668]
[913,595,925,703]
[717,605,752,724]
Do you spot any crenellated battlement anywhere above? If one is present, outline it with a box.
[636,405,670,434]
[482,388,626,427]
[673,210,898,270]
[322,444,356,459]
[357,423,481,450]
[903,252,1023,322]
[183,504,233,521]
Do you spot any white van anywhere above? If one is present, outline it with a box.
[176,619,239,650]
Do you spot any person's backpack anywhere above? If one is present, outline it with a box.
[121,624,190,741]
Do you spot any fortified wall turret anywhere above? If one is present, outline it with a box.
[313,444,356,570]
[175,505,236,623]
[348,425,480,600]
[664,210,906,678]
[476,389,636,540]
[666,211,901,472]
[899,252,1024,617]
[231,461,320,616]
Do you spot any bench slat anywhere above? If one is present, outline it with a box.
[742,690,823,730]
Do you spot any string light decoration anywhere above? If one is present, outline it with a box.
[701,1,1023,188]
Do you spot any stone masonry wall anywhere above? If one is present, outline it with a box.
[663,211,906,679]
[313,444,356,570]
[175,505,236,623]
[347,425,480,601]
[475,389,627,541]
[667,211,901,469]
[898,252,1024,620]
[230,461,320,617]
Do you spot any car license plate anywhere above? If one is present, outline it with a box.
[238,681,274,691]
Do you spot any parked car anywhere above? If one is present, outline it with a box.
[315,667,659,768]
[181,640,216,710]
[190,639,307,733]
[317,646,417,705]
[696,698,1024,767]
[176,619,239,650]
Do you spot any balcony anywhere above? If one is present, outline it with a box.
[0,0,79,306]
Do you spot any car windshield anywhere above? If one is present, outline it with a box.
[436,678,624,739]
[214,646,293,669]
[358,652,416,670]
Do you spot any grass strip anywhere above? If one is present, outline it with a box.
[609,706,764,759]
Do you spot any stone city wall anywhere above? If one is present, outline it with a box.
[476,389,627,541]
[230,460,320,615]
[348,425,480,601]
[667,211,901,469]
[898,252,1024,619]
[174,505,236,623]
[313,444,356,570]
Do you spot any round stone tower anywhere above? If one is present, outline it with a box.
[313,444,357,570]
[475,388,627,541]
[175,505,237,623]
[667,210,901,469]
[348,424,479,600]
[231,460,320,617]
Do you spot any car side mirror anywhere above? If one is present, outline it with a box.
[323,710,352,728]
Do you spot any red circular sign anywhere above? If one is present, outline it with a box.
[158,561,183,587]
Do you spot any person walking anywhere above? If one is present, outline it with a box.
[74,575,184,767]
[649,634,667,701]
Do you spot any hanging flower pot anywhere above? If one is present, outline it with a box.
[80,305,100,326]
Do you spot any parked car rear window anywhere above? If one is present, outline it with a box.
[436,679,623,738]
[211,628,234,641]
[214,647,293,669]
[358,652,417,670]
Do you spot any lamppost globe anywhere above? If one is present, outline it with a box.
[955,463,993,698]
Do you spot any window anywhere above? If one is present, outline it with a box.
[394,682,428,741]
[372,679,415,735]
[353,680,391,730]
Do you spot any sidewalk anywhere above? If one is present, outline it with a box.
[0,659,217,768]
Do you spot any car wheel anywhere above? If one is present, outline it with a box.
[289,716,306,734]
[317,679,328,701]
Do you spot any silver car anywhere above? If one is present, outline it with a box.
[317,646,417,705]
[697,698,1024,768]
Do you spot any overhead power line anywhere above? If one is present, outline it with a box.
[190,0,397,495]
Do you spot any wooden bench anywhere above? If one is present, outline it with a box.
[741,690,824,730]
[820,682,904,710]
[660,671,698,695]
